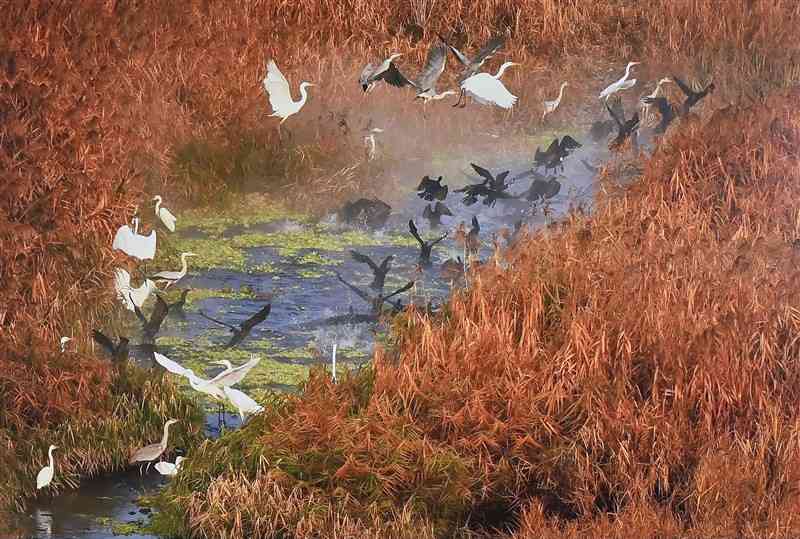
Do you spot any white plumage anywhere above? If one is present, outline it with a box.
[36,445,57,490]
[209,356,261,388]
[460,62,519,109]
[114,268,156,311]
[263,59,314,124]
[151,252,197,288]
[155,456,185,477]
[223,386,264,423]
[112,217,157,260]
[153,196,177,232]
[542,82,568,120]
[598,61,640,100]
[59,337,72,353]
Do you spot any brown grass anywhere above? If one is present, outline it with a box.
[2,0,799,528]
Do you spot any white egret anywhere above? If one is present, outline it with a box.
[59,337,72,353]
[129,419,179,470]
[114,268,156,311]
[209,355,261,388]
[331,343,337,383]
[36,445,58,490]
[598,62,640,100]
[223,387,264,423]
[363,126,383,161]
[151,252,197,289]
[263,59,314,139]
[542,82,568,120]
[458,62,519,110]
[154,456,185,477]
[152,196,177,232]
[112,216,157,260]
[153,351,192,377]
[359,53,406,93]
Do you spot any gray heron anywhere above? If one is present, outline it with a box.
[598,62,640,100]
[389,42,455,113]
[350,250,393,292]
[114,268,156,311]
[150,252,197,289]
[359,53,407,93]
[152,196,176,232]
[455,62,519,109]
[542,82,569,120]
[672,75,715,116]
[129,419,179,471]
[262,59,314,140]
[36,445,58,489]
[640,78,672,126]
[438,30,507,81]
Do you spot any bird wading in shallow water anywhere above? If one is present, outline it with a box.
[36,445,58,490]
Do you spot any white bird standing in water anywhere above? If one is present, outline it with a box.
[223,387,264,423]
[598,62,640,100]
[59,337,72,353]
[113,216,157,260]
[151,252,197,289]
[458,62,519,109]
[152,196,177,232]
[114,268,156,311]
[155,456,185,477]
[542,82,568,120]
[263,59,314,139]
[36,445,58,489]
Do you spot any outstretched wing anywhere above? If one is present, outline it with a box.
[359,63,375,89]
[199,310,238,331]
[473,34,506,66]
[408,219,424,246]
[334,271,372,305]
[263,59,295,116]
[671,74,694,97]
[605,101,624,128]
[146,294,170,333]
[240,303,272,332]
[470,163,494,182]
[493,171,510,190]
[92,330,116,356]
[560,135,582,150]
[379,62,414,88]
[381,281,415,303]
[439,33,470,67]
[417,43,448,91]
[350,250,379,272]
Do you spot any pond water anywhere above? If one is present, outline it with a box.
[9,134,616,538]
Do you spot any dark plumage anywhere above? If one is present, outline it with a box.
[350,250,393,292]
[672,75,715,116]
[408,219,448,267]
[466,216,480,254]
[439,30,507,82]
[338,198,392,228]
[455,164,513,207]
[589,96,625,142]
[334,271,413,315]
[534,136,582,173]
[199,303,272,349]
[92,330,129,363]
[416,175,449,201]
[132,293,170,342]
[525,177,561,202]
[422,201,453,229]
[642,96,676,134]
[606,101,640,150]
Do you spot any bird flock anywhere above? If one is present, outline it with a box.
[40,29,716,494]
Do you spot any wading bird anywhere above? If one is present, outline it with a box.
[223,387,264,424]
[456,62,519,109]
[36,445,58,490]
[606,101,640,150]
[362,124,384,161]
[416,175,448,201]
[598,62,640,100]
[359,53,407,92]
[542,82,568,120]
[263,59,314,139]
[92,330,130,364]
[151,252,197,289]
[423,201,454,229]
[199,303,271,349]
[132,293,170,342]
[152,196,177,232]
[334,271,414,315]
[154,456,185,477]
[114,268,156,311]
[392,42,455,112]
[640,78,672,126]
[350,250,393,292]
[208,356,261,390]
[439,30,507,82]
[112,216,157,260]
[59,337,72,353]
[642,96,676,134]
[408,219,448,267]
[129,419,178,472]
[672,75,715,116]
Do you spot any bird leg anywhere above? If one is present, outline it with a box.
[452,88,464,108]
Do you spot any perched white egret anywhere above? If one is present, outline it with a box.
[114,268,156,311]
[263,59,314,139]
[542,82,568,120]
[209,355,260,389]
[129,419,179,469]
[598,62,640,100]
[112,216,157,260]
[152,196,177,232]
[151,252,197,289]
[36,445,58,490]
[59,337,72,353]
[459,62,519,109]
[223,387,264,423]
[154,456,185,477]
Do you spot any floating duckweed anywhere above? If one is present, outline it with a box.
[177,199,311,235]
[162,287,258,309]
[153,237,247,271]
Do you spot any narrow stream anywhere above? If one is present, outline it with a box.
[11,138,611,538]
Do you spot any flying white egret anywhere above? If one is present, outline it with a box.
[152,196,177,232]
[129,419,179,470]
[542,82,568,120]
[263,59,314,139]
[151,252,197,289]
[598,62,640,100]
[209,355,261,389]
[359,53,406,93]
[223,387,264,423]
[36,445,58,490]
[153,351,192,377]
[59,337,72,353]
[112,216,157,260]
[114,268,156,311]
[458,62,519,109]
[154,456,185,477]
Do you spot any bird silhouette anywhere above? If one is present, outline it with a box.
[199,303,272,349]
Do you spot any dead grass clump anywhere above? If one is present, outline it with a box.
[156,92,800,537]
